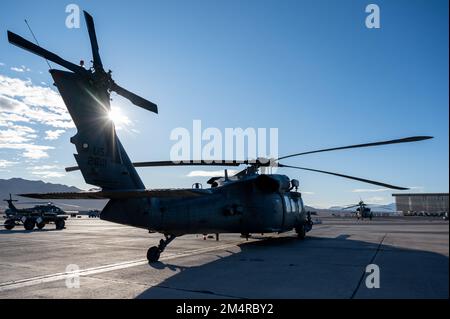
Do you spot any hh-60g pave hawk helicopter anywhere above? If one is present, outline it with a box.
[7,11,433,262]
[2,194,68,230]
[342,200,397,220]
[342,200,374,220]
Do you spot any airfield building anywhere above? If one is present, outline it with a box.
[392,193,449,216]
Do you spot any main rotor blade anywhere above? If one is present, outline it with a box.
[111,82,158,114]
[54,202,81,208]
[278,136,433,160]
[66,160,244,172]
[14,201,50,205]
[7,31,86,74]
[13,201,79,208]
[133,160,244,167]
[342,204,359,210]
[83,11,103,70]
[278,163,409,190]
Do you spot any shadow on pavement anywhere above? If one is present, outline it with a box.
[136,235,448,299]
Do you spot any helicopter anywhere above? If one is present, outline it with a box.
[2,194,68,230]
[342,200,397,220]
[7,11,433,262]
[342,200,373,220]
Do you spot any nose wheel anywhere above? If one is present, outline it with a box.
[147,234,176,263]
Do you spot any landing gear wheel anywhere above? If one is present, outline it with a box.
[23,218,35,231]
[4,220,15,230]
[37,222,45,230]
[296,225,306,240]
[147,246,160,263]
[146,234,176,263]
[55,219,65,230]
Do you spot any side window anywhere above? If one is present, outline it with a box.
[291,199,299,213]
[298,199,304,213]
[284,195,291,213]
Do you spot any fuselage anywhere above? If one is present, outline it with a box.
[100,175,308,235]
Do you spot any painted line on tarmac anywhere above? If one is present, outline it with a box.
[0,241,244,292]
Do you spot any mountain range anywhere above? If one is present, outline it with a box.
[0,178,106,211]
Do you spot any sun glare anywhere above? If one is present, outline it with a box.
[108,107,131,128]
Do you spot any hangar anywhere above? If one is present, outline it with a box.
[392,193,449,216]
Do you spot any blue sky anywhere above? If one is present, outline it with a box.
[0,0,448,208]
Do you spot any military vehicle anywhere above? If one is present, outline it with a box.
[7,11,433,262]
[88,209,100,218]
[2,194,68,230]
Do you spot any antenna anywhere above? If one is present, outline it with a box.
[24,19,52,70]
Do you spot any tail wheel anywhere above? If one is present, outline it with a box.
[55,219,65,230]
[23,218,35,231]
[296,225,306,240]
[4,220,15,230]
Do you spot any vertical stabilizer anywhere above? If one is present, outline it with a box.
[51,70,144,190]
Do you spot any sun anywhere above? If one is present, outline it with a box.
[107,107,131,128]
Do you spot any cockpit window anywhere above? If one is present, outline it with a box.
[286,196,300,213]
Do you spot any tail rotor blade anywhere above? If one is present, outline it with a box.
[7,31,86,74]
[83,11,103,70]
[111,82,158,114]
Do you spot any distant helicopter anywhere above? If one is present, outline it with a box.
[2,194,68,230]
[342,200,374,220]
[7,11,433,262]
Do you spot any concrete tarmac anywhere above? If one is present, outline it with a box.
[0,216,448,298]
